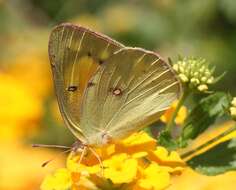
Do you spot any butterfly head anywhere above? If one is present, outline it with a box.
[70,140,86,153]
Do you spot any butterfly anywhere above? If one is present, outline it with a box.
[47,23,182,162]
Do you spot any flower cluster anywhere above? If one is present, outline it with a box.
[230,97,236,120]
[0,53,58,189]
[173,57,216,92]
[41,132,185,190]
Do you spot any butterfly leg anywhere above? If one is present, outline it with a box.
[88,147,104,176]
[78,146,87,165]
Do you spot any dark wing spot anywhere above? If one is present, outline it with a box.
[112,88,122,96]
[98,59,104,65]
[87,52,92,57]
[50,54,56,67]
[50,62,55,67]
[67,86,78,92]
[87,82,95,88]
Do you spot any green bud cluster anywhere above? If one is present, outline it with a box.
[173,57,215,92]
[230,97,236,120]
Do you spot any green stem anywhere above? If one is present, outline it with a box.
[181,125,236,159]
[166,89,190,132]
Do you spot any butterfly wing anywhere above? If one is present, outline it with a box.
[48,23,124,141]
[80,47,182,145]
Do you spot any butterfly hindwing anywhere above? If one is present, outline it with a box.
[48,23,124,141]
[80,48,182,144]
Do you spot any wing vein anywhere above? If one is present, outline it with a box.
[73,31,85,66]
[100,64,119,126]
[127,68,166,95]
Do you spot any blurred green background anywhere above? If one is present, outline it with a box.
[0,0,236,190]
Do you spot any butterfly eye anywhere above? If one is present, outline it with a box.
[67,86,78,92]
[101,132,112,144]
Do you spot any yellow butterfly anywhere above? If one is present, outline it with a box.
[47,23,182,162]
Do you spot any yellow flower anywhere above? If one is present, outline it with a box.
[103,153,138,184]
[170,121,236,190]
[41,132,185,190]
[134,162,170,190]
[168,168,236,190]
[148,146,185,167]
[76,178,99,190]
[0,73,43,142]
[67,154,101,174]
[116,131,156,155]
[41,168,72,190]
[67,144,116,168]
[0,52,52,143]
[160,101,187,125]
[41,167,98,190]
[7,53,52,99]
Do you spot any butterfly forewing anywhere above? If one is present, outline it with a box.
[80,48,182,144]
[48,23,124,141]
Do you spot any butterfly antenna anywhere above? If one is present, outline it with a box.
[32,143,72,167]
[88,147,104,176]
[32,144,71,149]
[41,148,72,167]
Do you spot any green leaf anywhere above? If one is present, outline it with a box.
[181,92,231,142]
[187,138,236,175]
[158,131,179,150]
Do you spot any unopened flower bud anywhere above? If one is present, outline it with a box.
[179,66,185,73]
[197,84,208,92]
[172,56,220,92]
[182,61,187,66]
[193,72,199,77]
[205,71,211,77]
[207,77,214,84]
[199,66,206,73]
[230,107,236,119]
[190,78,200,85]
[231,97,236,107]
[173,64,179,72]
[179,74,189,82]
[201,77,207,82]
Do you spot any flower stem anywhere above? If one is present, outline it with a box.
[166,88,190,132]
